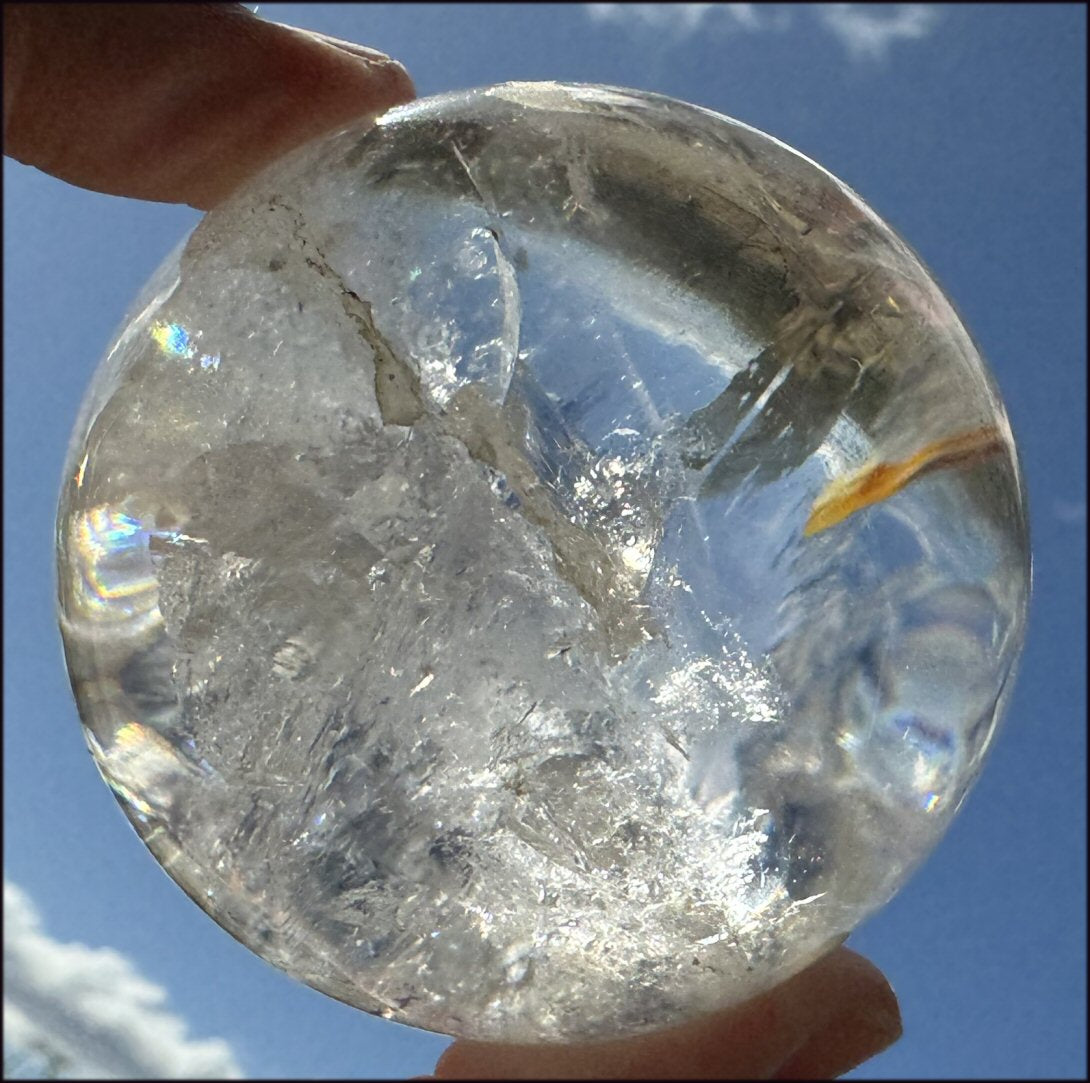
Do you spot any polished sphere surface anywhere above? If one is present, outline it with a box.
[57,83,1029,1042]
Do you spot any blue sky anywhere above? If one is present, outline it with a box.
[3,4,1085,1079]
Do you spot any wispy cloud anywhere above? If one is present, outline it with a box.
[3,880,244,1079]
[816,4,941,62]
[1052,498,1087,525]
[585,3,941,61]
[586,3,771,38]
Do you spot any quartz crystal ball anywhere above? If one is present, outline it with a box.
[57,83,1029,1043]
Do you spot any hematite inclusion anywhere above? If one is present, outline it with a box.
[57,83,1029,1043]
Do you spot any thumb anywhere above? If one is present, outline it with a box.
[3,3,414,209]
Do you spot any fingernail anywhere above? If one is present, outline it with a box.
[292,27,415,100]
[271,23,415,106]
[287,26,407,70]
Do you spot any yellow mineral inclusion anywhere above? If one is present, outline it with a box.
[804,425,1004,536]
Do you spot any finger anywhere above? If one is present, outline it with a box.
[771,996,903,1080]
[3,2,414,209]
[434,947,901,1080]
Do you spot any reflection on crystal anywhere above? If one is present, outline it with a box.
[151,319,221,371]
[57,83,1029,1044]
[68,505,163,629]
[87,719,207,820]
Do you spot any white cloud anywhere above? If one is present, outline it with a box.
[585,3,771,38]
[815,4,941,62]
[1052,498,1087,524]
[584,3,940,61]
[3,880,244,1079]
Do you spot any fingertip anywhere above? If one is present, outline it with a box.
[269,22,416,112]
[772,1000,902,1079]
[779,946,900,1034]
[178,15,416,208]
[769,947,902,1079]
[285,26,417,102]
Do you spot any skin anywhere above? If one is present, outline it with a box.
[3,2,415,208]
[4,4,902,1077]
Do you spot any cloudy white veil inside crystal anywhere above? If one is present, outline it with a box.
[56,83,1029,1043]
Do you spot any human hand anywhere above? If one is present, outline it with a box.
[4,5,901,1079]
[430,946,901,1080]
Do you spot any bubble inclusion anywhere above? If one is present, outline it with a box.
[56,83,1029,1043]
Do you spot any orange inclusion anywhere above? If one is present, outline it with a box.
[804,425,1004,536]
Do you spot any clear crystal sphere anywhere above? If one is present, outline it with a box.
[57,83,1029,1043]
